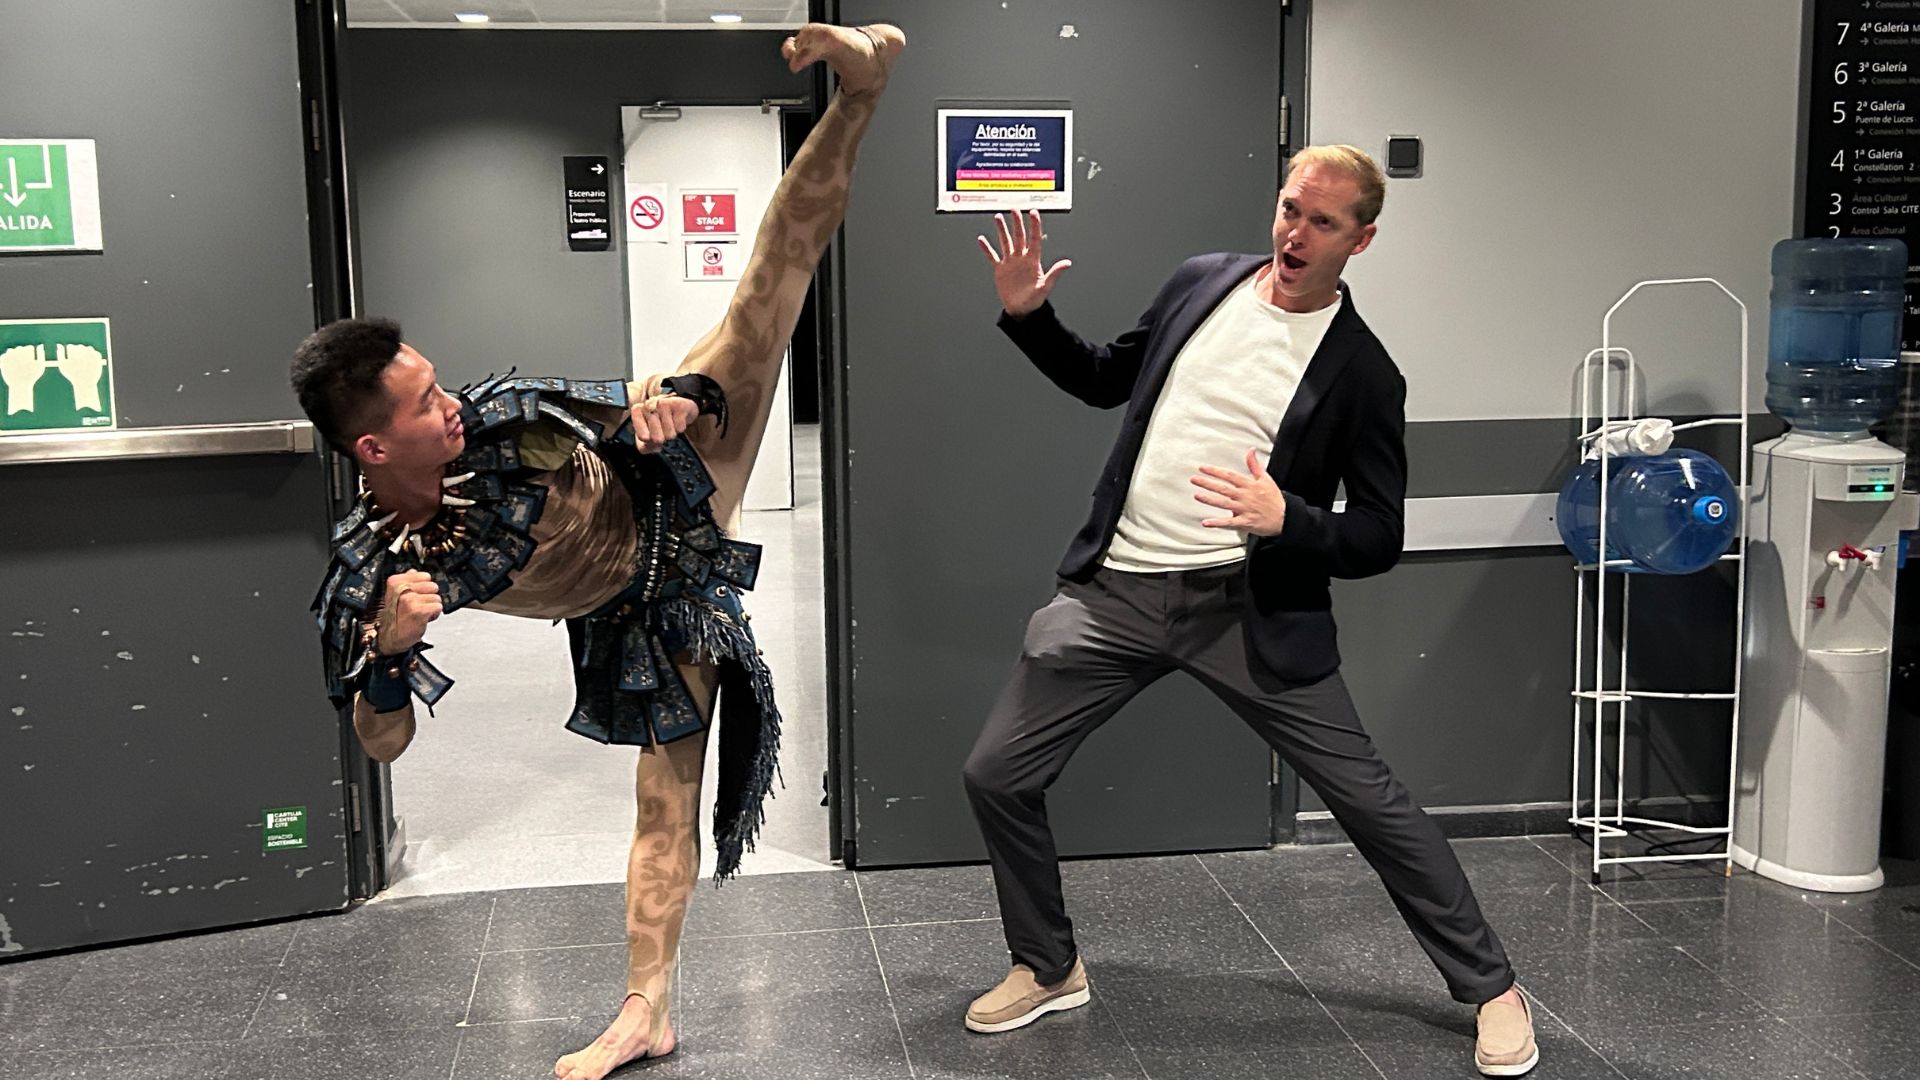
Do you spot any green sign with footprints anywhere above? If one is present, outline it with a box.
[0,140,103,253]
[0,319,115,434]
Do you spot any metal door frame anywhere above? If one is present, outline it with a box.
[297,0,393,900]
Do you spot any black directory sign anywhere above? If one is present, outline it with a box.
[1804,0,1920,350]
[563,155,612,252]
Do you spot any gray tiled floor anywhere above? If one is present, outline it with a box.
[5,838,1918,1078]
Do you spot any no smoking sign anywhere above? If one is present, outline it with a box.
[629,195,664,232]
[625,181,670,244]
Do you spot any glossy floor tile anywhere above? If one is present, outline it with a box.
[5,837,1917,1077]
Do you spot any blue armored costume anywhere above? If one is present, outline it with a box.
[311,374,780,878]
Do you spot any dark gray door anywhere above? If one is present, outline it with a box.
[833,0,1286,865]
[0,0,352,957]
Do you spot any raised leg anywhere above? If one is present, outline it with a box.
[662,24,904,533]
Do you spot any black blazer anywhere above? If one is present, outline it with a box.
[998,251,1408,683]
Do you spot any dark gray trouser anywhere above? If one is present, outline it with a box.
[961,563,1516,1005]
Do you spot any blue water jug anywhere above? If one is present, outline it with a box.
[1557,450,1738,574]
[1555,458,1622,569]
[1608,450,1739,574]
[1766,238,1908,435]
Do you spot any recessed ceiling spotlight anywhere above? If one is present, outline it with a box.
[454,12,490,24]
[710,13,744,23]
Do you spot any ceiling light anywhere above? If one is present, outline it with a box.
[454,12,490,24]
[710,13,744,23]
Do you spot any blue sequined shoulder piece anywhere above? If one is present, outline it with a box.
[313,376,666,711]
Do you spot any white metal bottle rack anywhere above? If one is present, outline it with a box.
[1568,278,1750,881]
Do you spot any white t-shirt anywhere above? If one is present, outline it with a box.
[1103,276,1341,572]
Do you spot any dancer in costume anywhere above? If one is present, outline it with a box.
[289,23,903,1080]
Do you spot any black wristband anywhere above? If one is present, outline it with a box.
[661,374,730,437]
[362,650,414,712]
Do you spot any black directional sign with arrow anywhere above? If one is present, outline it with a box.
[564,155,612,252]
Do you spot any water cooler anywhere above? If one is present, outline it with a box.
[1732,239,1914,892]
[1735,436,1910,890]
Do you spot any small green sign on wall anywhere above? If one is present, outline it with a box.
[0,319,115,435]
[263,807,308,852]
[0,140,103,253]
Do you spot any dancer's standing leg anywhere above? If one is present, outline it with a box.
[555,22,904,1080]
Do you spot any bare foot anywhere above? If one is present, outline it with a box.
[554,993,676,1080]
[780,23,906,95]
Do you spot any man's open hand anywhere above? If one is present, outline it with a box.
[1192,449,1288,537]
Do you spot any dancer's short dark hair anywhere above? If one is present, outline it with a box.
[290,317,405,453]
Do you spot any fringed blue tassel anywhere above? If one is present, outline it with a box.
[713,653,782,881]
[655,597,785,882]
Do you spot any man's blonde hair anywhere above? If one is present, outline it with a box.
[1285,144,1387,227]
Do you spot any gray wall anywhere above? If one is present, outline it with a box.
[1302,0,1803,817]
[1331,554,1740,818]
[839,0,1284,866]
[1,0,347,957]
[1312,0,1802,422]
[343,28,802,388]
[1,456,342,955]
[0,0,318,424]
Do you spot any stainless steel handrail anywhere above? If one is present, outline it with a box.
[0,420,315,465]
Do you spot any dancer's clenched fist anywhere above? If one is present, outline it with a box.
[631,394,700,454]
[376,570,442,655]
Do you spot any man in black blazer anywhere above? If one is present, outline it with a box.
[961,146,1537,1078]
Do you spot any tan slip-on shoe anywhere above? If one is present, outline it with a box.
[1475,989,1540,1077]
[964,958,1090,1033]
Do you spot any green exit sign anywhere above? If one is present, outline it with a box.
[0,140,103,253]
